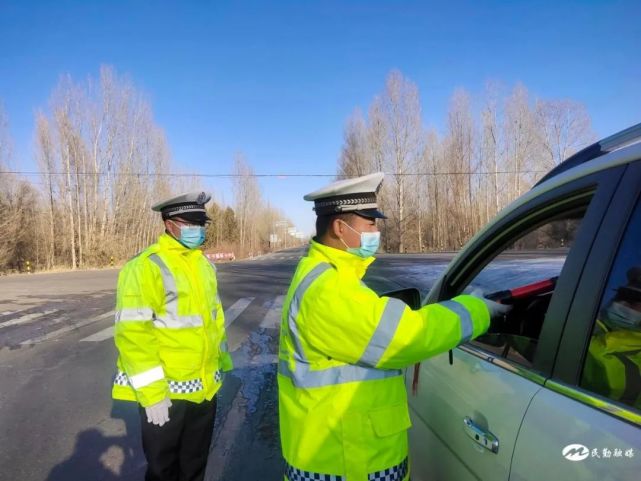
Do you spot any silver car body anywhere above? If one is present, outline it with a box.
[407,128,641,480]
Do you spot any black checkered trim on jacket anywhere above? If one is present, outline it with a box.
[368,457,409,481]
[167,378,204,394]
[113,371,129,386]
[285,464,344,481]
[285,457,409,481]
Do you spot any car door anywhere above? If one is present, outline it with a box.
[510,159,641,481]
[407,165,625,481]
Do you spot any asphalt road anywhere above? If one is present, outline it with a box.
[0,247,457,481]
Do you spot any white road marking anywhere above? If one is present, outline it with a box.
[0,306,32,318]
[20,311,115,345]
[224,297,255,327]
[259,295,285,328]
[80,325,115,342]
[0,309,60,329]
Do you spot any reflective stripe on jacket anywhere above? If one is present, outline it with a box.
[112,233,232,407]
[278,240,490,481]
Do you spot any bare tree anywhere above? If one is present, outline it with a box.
[232,153,262,256]
[368,71,424,252]
[367,98,388,173]
[334,72,597,254]
[503,83,539,200]
[35,113,56,268]
[0,104,42,271]
[479,82,501,224]
[366,97,393,251]
[418,128,442,249]
[535,99,595,170]
[337,108,371,178]
[0,102,18,269]
[51,76,81,268]
[28,66,178,269]
[443,88,476,246]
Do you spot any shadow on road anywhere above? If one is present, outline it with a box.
[46,401,144,481]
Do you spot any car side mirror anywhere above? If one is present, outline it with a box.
[381,287,422,310]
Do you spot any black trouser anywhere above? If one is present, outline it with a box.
[139,397,217,481]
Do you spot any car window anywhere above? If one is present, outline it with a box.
[580,196,641,412]
[462,207,588,369]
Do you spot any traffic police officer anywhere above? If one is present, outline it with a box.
[583,266,641,409]
[112,191,232,481]
[277,172,508,481]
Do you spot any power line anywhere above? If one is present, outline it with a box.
[0,170,335,178]
[0,169,548,178]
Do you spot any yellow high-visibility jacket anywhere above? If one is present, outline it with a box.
[112,233,232,407]
[583,321,641,409]
[278,240,490,481]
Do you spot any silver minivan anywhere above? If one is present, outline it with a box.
[406,124,641,480]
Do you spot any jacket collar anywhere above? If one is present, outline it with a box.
[307,239,375,279]
[158,232,197,255]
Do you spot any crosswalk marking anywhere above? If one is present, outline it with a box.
[0,309,60,329]
[10,294,286,345]
[21,311,114,345]
[0,306,33,318]
[224,297,255,327]
[80,325,114,342]
[259,295,284,328]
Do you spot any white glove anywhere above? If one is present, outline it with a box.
[145,397,172,427]
[471,289,512,318]
[483,297,512,318]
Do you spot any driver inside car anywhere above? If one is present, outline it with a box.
[582,266,641,409]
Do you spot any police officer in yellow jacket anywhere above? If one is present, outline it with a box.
[278,173,508,481]
[582,266,641,409]
[112,191,232,481]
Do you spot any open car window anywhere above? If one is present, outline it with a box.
[461,207,588,369]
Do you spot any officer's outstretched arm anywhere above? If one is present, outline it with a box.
[303,273,490,370]
[373,294,490,369]
[114,262,169,407]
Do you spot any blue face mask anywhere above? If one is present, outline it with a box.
[340,221,381,258]
[172,222,206,249]
[603,301,641,331]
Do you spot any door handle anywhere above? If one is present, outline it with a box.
[463,416,499,454]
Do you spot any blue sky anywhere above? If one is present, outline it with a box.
[1,0,639,235]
